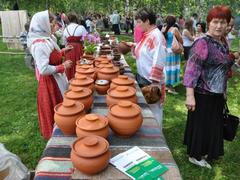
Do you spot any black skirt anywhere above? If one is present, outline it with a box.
[183,92,225,161]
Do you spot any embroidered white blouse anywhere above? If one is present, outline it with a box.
[134,27,167,85]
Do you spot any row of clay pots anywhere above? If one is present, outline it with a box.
[75,62,120,82]
[73,100,142,139]
[95,75,135,95]
[70,100,143,175]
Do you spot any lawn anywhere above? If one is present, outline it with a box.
[0,34,240,179]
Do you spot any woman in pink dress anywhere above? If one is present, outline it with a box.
[28,10,73,139]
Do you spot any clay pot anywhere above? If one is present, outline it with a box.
[76,114,109,139]
[97,64,119,81]
[75,65,96,80]
[99,49,112,55]
[95,80,110,95]
[82,54,95,60]
[64,87,93,112]
[107,100,143,137]
[95,56,112,65]
[71,136,111,174]
[117,41,131,55]
[110,75,135,89]
[94,60,112,69]
[100,44,111,50]
[54,99,85,135]
[113,53,121,61]
[106,86,137,106]
[69,75,94,92]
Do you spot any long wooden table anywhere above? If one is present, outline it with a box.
[34,56,182,180]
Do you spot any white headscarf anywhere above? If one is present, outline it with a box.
[27,10,60,52]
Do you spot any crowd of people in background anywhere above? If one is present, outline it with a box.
[22,5,240,170]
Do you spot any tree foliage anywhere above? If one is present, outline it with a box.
[0,0,239,18]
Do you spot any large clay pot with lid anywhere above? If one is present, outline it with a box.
[97,64,119,81]
[107,100,143,137]
[76,114,109,139]
[110,75,135,89]
[54,99,85,135]
[75,65,96,80]
[64,87,93,112]
[69,75,94,92]
[71,135,111,174]
[106,86,137,106]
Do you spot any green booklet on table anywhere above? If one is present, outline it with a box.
[110,146,168,180]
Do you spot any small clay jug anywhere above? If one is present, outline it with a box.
[107,100,143,137]
[110,75,135,89]
[117,41,131,55]
[71,135,111,174]
[75,65,96,80]
[64,87,93,112]
[95,80,110,95]
[76,114,109,139]
[69,75,94,92]
[97,64,119,81]
[54,99,85,135]
[106,86,137,106]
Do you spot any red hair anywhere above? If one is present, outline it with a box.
[207,5,232,24]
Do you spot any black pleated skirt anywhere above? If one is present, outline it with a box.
[183,92,225,161]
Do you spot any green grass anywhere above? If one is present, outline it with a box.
[0,52,46,169]
[0,34,240,179]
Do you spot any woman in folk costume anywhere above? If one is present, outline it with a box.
[125,8,167,130]
[63,12,88,80]
[27,10,73,139]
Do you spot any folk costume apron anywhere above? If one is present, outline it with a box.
[64,25,84,80]
[37,47,64,139]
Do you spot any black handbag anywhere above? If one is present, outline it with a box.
[223,103,239,141]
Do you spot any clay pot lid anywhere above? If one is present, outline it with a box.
[95,60,111,68]
[76,66,95,74]
[64,87,92,99]
[54,99,84,116]
[109,100,141,118]
[72,136,109,158]
[98,64,119,74]
[111,75,134,86]
[76,114,108,131]
[95,57,109,61]
[108,86,136,98]
[95,79,110,86]
[82,54,95,59]
[71,76,94,86]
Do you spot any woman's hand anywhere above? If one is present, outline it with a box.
[63,60,73,69]
[185,94,196,111]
